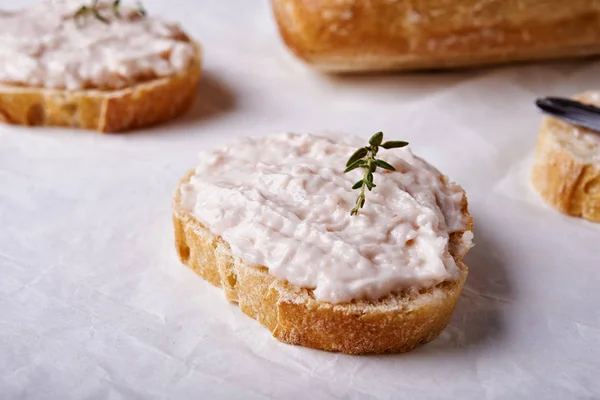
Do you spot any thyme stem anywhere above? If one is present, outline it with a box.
[344,132,409,216]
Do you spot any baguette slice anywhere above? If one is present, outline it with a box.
[173,170,474,355]
[272,0,600,72]
[532,92,600,223]
[0,46,202,133]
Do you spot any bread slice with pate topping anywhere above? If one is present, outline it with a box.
[532,92,600,222]
[173,133,474,354]
[0,1,201,133]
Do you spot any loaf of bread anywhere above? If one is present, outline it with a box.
[173,133,474,354]
[0,1,202,133]
[272,0,600,72]
[532,92,600,223]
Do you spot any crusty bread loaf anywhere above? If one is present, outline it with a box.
[272,0,600,72]
[173,170,474,355]
[0,45,202,133]
[532,92,600,223]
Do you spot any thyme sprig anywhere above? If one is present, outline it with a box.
[73,0,146,25]
[344,132,408,216]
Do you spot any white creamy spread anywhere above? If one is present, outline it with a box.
[568,128,600,164]
[0,0,196,90]
[552,124,600,164]
[181,133,471,304]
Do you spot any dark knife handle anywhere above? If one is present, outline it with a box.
[536,97,600,133]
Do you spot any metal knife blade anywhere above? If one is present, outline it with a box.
[536,97,600,133]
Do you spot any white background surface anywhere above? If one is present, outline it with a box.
[1,1,599,399]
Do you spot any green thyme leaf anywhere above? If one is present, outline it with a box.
[374,159,396,171]
[344,159,364,173]
[93,9,109,23]
[346,147,368,167]
[112,0,121,16]
[72,0,146,25]
[381,140,409,149]
[352,180,363,190]
[369,132,383,146]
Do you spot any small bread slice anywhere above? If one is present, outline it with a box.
[173,171,474,355]
[532,92,600,223]
[0,46,201,133]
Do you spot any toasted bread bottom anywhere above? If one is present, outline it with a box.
[173,171,473,354]
[0,47,201,133]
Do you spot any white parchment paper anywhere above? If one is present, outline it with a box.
[1,1,599,399]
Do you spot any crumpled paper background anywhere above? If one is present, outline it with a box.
[1,1,599,399]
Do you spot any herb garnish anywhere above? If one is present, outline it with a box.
[73,0,146,25]
[344,132,408,216]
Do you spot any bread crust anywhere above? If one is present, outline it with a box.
[531,93,600,223]
[272,0,600,72]
[0,46,202,133]
[173,170,474,354]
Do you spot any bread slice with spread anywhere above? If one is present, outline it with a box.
[173,133,474,354]
[0,0,201,133]
[532,92,600,223]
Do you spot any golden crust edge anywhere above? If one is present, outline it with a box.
[0,44,202,133]
[172,169,474,355]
